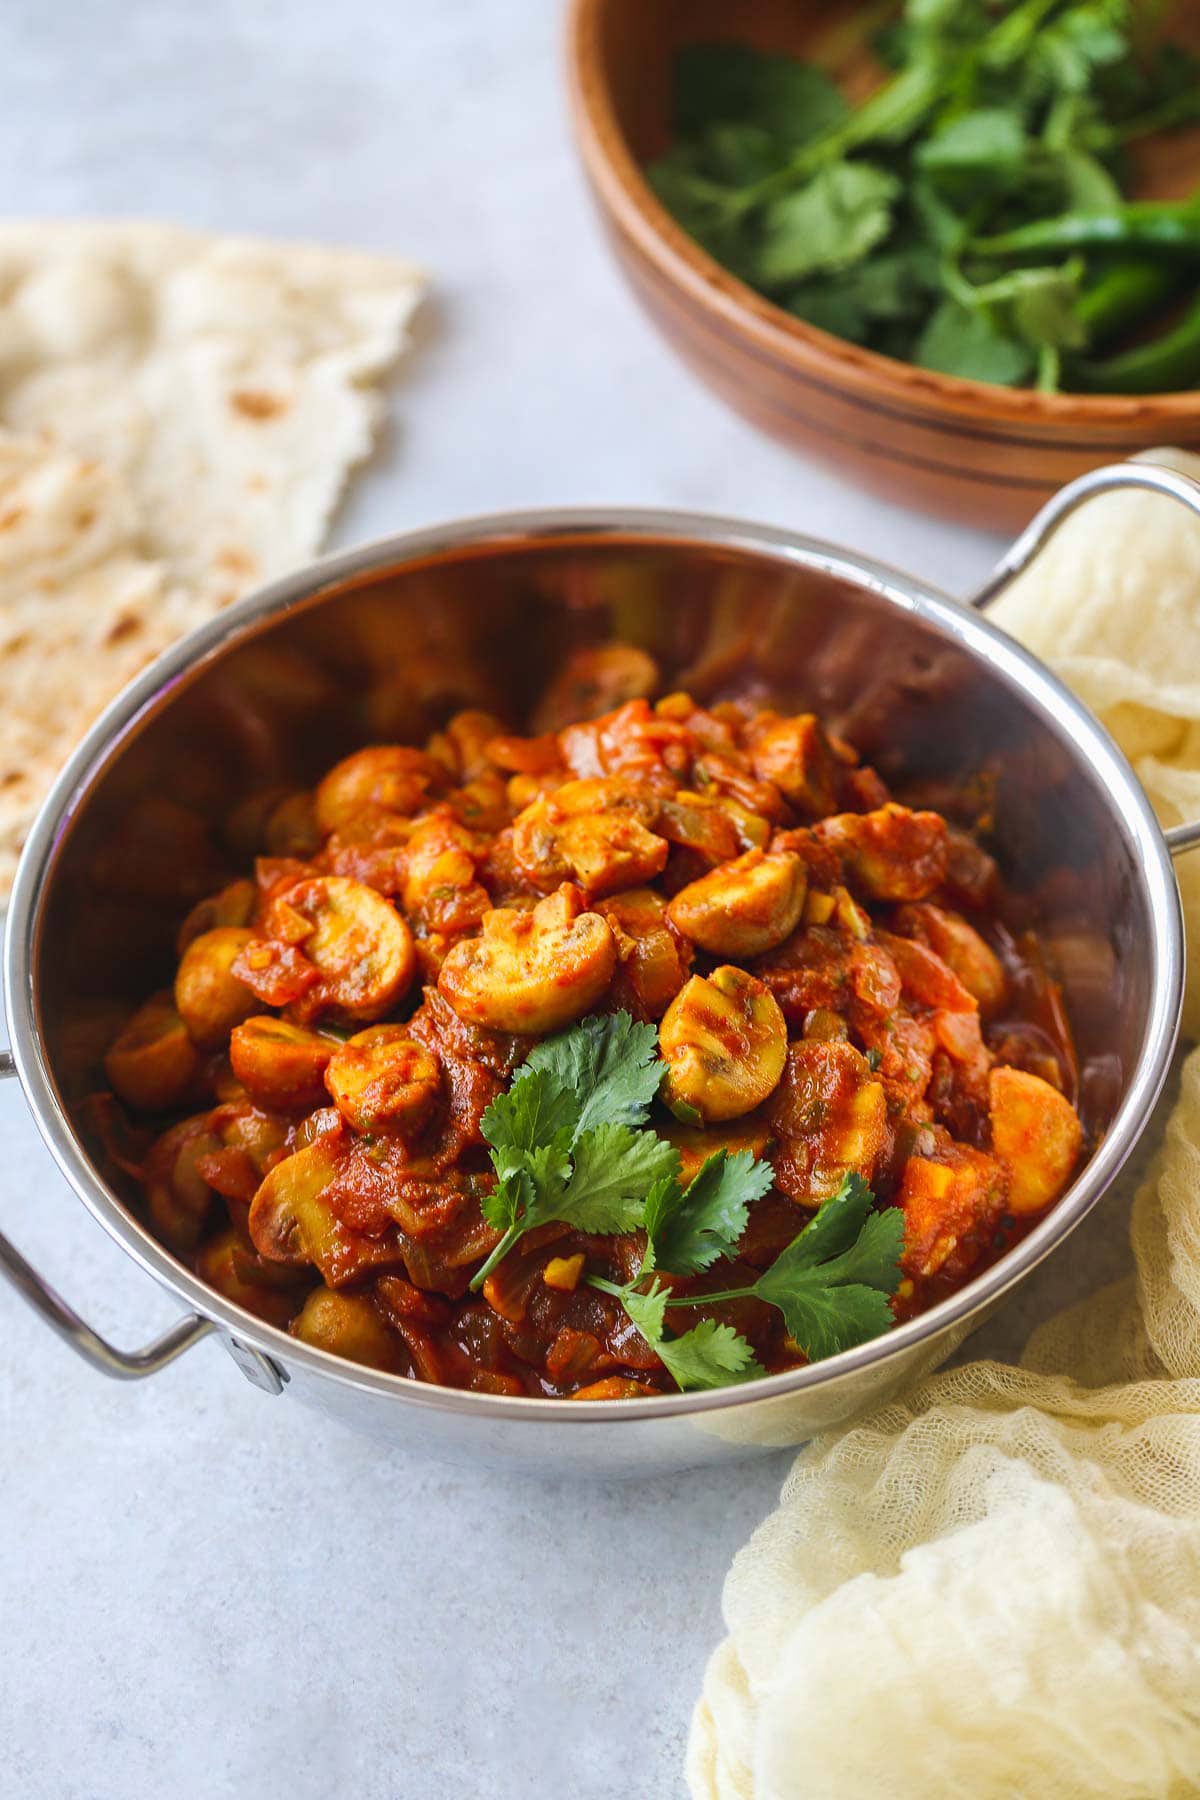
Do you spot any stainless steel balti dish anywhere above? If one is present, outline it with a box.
[4,463,1199,1475]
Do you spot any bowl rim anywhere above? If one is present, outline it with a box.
[565,0,1200,425]
[4,505,1184,1424]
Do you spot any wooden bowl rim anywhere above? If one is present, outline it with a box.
[565,0,1200,425]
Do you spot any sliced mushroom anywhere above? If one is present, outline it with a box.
[438,883,617,1033]
[176,877,258,955]
[512,777,667,897]
[105,992,198,1112]
[656,792,742,867]
[174,927,259,1049]
[248,1136,405,1286]
[659,965,787,1123]
[290,1287,409,1372]
[264,875,415,1022]
[426,708,507,782]
[399,813,490,933]
[667,848,806,958]
[196,1227,305,1328]
[228,1016,336,1112]
[144,1116,221,1252]
[313,745,441,834]
[324,1027,442,1135]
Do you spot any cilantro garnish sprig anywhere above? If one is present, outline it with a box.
[473,1011,905,1392]
[471,1013,676,1291]
[589,1172,904,1387]
[670,1172,903,1363]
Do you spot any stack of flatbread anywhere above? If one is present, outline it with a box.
[0,220,425,894]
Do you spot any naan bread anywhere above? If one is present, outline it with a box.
[0,220,425,892]
[0,431,181,893]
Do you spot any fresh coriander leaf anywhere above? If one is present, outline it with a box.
[789,247,938,340]
[473,1013,669,1290]
[475,1146,571,1284]
[760,1279,897,1363]
[642,0,1192,393]
[1057,147,1122,211]
[619,1279,760,1392]
[740,1192,905,1361]
[755,163,901,288]
[943,257,1087,356]
[914,298,1035,385]
[620,1278,669,1350]
[640,1173,681,1256]
[522,1142,572,1224]
[647,146,741,231]
[633,1230,657,1283]
[1025,7,1129,101]
[517,1011,662,1141]
[654,1318,761,1392]
[703,122,792,187]
[647,160,759,284]
[481,1066,576,1172]
[908,175,971,253]
[1011,271,1088,353]
[656,1174,904,1363]
[848,245,941,314]
[473,1013,675,1290]
[787,282,870,342]
[772,1169,875,1269]
[800,1203,907,1295]
[650,1150,775,1276]
[673,44,848,146]
[916,108,1029,197]
[479,1168,529,1235]
[564,1122,681,1234]
[751,1200,905,1359]
[906,0,968,30]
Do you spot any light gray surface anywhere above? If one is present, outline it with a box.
[0,4,1060,1798]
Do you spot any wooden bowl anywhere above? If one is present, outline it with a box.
[566,0,1200,530]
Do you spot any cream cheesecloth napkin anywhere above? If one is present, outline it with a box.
[688,450,1200,1800]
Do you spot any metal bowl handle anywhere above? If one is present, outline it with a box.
[0,1048,214,1378]
[968,459,1200,865]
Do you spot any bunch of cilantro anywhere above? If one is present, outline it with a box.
[472,1012,904,1393]
[646,0,1200,391]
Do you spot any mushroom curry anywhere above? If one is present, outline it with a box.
[100,642,1085,1398]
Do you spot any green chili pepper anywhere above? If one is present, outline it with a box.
[1066,294,1200,394]
[972,199,1200,261]
[1074,259,1183,349]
